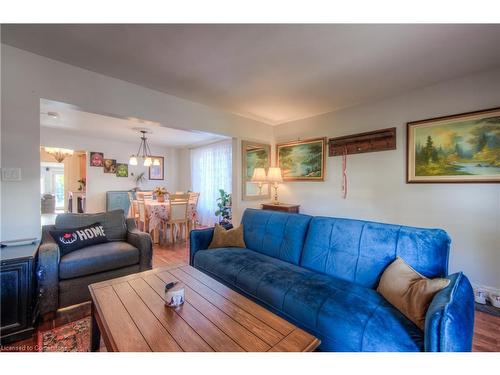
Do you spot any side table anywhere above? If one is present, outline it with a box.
[261,203,300,213]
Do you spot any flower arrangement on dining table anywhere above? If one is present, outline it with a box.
[153,186,168,202]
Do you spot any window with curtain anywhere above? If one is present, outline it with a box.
[190,140,232,226]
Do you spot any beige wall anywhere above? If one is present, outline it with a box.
[1,44,272,240]
[273,67,500,291]
[40,127,178,213]
[2,42,499,292]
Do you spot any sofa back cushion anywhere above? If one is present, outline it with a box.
[241,209,312,265]
[300,217,450,289]
[55,209,127,241]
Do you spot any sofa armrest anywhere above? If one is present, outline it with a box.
[189,228,214,265]
[37,225,61,315]
[424,272,474,352]
[126,218,152,270]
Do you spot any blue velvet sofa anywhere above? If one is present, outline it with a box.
[190,209,474,352]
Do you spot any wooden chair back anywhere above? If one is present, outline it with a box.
[188,192,200,206]
[136,191,153,201]
[169,201,189,222]
[128,192,135,216]
[132,200,139,218]
[169,193,190,202]
[138,200,146,222]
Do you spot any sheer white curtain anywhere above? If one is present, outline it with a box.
[190,140,232,226]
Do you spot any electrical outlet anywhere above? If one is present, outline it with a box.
[1,168,22,181]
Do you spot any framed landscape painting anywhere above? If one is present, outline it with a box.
[277,137,326,181]
[407,107,500,183]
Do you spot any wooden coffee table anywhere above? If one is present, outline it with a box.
[88,265,320,352]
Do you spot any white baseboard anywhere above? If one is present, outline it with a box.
[471,282,500,296]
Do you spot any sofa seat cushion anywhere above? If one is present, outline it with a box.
[194,247,424,352]
[59,241,140,280]
[285,272,424,351]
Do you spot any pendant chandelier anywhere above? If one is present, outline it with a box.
[129,130,160,167]
[44,147,74,163]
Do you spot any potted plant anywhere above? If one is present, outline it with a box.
[215,189,232,225]
[153,186,168,202]
[132,172,146,191]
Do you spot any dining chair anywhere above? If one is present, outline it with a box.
[169,193,190,201]
[188,192,200,230]
[128,192,140,225]
[136,191,153,201]
[163,200,189,243]
[137,200,149,233]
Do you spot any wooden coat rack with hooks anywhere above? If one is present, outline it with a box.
[328,127,396,157]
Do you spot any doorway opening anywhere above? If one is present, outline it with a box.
[40,147,87,225]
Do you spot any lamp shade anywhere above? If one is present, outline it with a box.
[251,168,267,182]
[267,167,283,183]
[129,155,138,166]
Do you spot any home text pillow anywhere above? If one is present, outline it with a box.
[377,257,450,330]
[50,222,108,256]
[208,224,246,249]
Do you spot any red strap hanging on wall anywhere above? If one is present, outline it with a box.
[342,145,348,199]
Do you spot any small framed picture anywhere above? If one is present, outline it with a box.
[116,163,128,177]
[89,152,104,167]
[149,156,164,180]
[103,159,117,173]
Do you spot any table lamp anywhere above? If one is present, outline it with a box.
[251,167,267,195]
[267,167,283,204]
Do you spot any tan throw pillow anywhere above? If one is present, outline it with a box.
[377,257,450,330]
[208,224,246,249]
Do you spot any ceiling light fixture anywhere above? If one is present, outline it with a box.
[129,130,158,167]
[44,147,74,163]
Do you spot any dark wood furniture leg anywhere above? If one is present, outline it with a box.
[91,304,101,352]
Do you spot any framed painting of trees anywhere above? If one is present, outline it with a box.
[407,107,500,183]
[277,137,326,181]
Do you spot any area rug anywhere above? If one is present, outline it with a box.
[37,317,91,352]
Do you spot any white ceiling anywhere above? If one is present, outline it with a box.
[40,99,227,148]
[4,24,500,125]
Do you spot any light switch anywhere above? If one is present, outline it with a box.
[1,168,22,181]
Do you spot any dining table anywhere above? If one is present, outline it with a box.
[134,199,198,244]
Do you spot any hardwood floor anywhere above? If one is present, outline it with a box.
[1,238,499,352]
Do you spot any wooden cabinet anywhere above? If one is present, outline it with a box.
[261,203,300,213]
[0,242,39,344]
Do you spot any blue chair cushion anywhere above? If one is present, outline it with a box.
[194,247,424,351]
[59,241,139,279]
[300,217,450,288]
[241,209,312,265]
